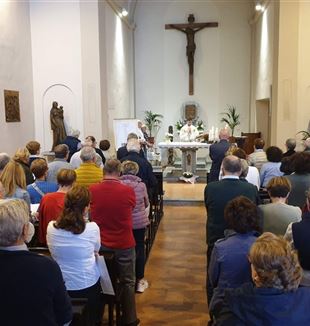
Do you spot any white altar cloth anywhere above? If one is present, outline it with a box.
[158,141,209,149]
[158,142,210,174]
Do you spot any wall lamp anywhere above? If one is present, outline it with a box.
[255,2,264,12]
[121,8,128,17]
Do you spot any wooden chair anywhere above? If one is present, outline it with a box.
[28,247,93,326]
[70,298,88,326]
[259,188,271,204]
[28,246,50,256]
[99,249,122,326]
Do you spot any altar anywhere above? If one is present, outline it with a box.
[158,141,210,174]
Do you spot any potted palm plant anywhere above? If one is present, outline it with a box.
[296,130,310,140]
[220,105,240,140]
[144,110,163,144]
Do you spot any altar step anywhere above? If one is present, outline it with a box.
[163,166,207,183]
[173,158,208,169]
[164,199,204,206]
[162,182,205,205]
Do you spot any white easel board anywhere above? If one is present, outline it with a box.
[113,119,140,150]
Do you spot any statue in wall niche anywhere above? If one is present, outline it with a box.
[50,101,67,150]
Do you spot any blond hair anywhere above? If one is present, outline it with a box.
[249,233,302,291]
[0,160,26,196]
[13,148,30,164]
[121,160,139,176]
[0,199,29,246]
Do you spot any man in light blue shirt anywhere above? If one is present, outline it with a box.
[47,144,74,183]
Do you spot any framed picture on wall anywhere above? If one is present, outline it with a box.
[4,90,20,122]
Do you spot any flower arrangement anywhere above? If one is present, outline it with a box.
[183,171,193,178]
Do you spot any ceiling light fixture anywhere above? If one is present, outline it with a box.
[255,3,263,11]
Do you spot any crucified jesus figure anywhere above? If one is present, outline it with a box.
[165,14,218,95]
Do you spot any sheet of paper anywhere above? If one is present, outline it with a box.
[96,256,115,295]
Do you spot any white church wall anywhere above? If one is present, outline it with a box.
[80,0,103,141]
[249,2,274,139]
[103,4,135,150]
[0,1,35,155]
[253,1,310,149]
[30,1,84,152]
[253,3,274,101]
[134,0,252,144]
[296,2,310,135]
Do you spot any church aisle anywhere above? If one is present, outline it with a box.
[136,205,209,325]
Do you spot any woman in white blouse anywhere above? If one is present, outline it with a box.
[47,185,103,326]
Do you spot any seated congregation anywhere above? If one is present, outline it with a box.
[0,133,161,326]
[205,134,310,325]
[1,131,310,325]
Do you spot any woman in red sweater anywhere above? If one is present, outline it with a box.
[38,169,76,245]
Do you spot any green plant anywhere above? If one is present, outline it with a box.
[144,110,163,137]
[296,130,310,140]
[220,105,240,136]
[176,120,185,131]
[197,120,204,131]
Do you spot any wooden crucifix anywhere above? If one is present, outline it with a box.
[165,14,218,95]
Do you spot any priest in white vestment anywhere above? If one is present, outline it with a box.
[179,120,199,142]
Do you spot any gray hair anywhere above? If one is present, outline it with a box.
[0,199,29,246]
[286,138,296,150]
[222,155,242,175]
[126,139,141,153]
[127,133,138,141]
[305,137,310,149]
[70,129,80,138]
[80,146,96,162]
[240,159,249,178]
[0,153,10,171]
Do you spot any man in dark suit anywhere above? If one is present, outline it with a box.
[204,155,260,304]
[117,133,145,160]
[208,128,230,182]
[282,138,296,157]
[120,139,157,195]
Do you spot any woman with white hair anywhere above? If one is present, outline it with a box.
[0,199,72,325]
[120,160,150,293]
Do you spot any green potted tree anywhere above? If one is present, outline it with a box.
[220,105,240,141]
[144,110,163,144]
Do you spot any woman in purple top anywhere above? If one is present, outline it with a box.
[208,196,261,318]
[120,160,150,293]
